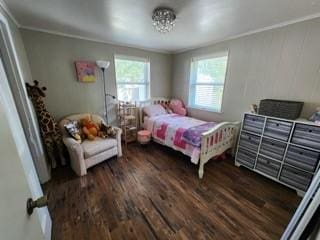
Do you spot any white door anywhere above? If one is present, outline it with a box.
[0,57,51,240]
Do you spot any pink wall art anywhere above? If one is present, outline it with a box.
[75,61,96,83]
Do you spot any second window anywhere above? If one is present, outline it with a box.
[115,55,150,102]
[189,52,228,112]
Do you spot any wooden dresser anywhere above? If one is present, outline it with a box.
[235,113,320,196]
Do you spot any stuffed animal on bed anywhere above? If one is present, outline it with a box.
[169,98,187,116]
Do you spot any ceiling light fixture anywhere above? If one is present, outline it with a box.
[152,7,176,33]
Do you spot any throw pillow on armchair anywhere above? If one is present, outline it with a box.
[64,120,82,143]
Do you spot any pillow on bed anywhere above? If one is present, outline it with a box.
[161,103,173,114]
[143,104,167,117]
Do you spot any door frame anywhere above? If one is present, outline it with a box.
[0,7,50,183]
[0,10,52,240]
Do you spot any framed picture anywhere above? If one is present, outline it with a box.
[75,61,96,83]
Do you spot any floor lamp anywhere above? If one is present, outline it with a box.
[96,60,113,124]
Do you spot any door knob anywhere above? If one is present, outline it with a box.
[26,195,48,215]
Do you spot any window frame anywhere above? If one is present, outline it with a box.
[188,51,229,113]
[114,54,150,102]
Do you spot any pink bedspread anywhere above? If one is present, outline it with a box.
[145,114,207,164]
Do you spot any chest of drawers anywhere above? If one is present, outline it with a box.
[235,113,320,196]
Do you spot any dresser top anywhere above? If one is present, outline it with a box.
[244,112,320,127]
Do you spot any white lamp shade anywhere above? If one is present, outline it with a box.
[96,60,110,70]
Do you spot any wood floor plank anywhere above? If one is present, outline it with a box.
[44,142,300,240]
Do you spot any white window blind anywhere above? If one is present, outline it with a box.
[115,55,150,102]
[189,52,228,112]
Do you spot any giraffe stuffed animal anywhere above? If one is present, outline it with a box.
[26,80,66,168]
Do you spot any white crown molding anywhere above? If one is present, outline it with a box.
[173,12,320,54]
[20,25,172,54]
[0,0,20,27]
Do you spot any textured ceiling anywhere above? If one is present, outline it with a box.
[5,0,320,53]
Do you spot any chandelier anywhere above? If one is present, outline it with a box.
[152,7,176,33]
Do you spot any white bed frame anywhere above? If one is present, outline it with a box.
[139,98,240,179]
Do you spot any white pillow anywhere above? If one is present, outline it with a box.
[143,104,167,117]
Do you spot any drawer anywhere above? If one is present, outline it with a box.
[236,147,257,169]
[242,114,265,135]
[256,155,281,178]
[291,123,320,150]
[259,138,287,161]
[279,165,313,191]
[284,145,320,172]
[264,119,293,141]
[238,132,261,152]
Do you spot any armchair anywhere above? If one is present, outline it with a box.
[59,113,122,176]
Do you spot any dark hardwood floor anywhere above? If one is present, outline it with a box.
[44,142,301,240]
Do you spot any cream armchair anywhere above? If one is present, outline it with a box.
[59,113,122,176]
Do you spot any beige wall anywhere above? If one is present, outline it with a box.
[21,29,173,122]
[20,17,320,124]
[173,18,320,122]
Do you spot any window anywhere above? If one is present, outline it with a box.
[115,55,150,102]
[189,52,228,112]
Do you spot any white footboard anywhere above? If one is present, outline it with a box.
[198,122,240,179]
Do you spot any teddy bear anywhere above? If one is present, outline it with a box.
[79,117,100,140]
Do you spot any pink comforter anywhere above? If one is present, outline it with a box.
[145,114,207,164]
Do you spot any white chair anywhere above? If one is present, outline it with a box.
[59,113,122,176]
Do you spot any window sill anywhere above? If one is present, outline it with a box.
[187,106,223,114]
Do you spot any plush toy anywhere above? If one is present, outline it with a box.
[169,98,187,116]
[309,107,320,125]
[80,117,100,140]
[99,122,117,138]
[250,104,258,114]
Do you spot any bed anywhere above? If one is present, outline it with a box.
[139,98,240,179]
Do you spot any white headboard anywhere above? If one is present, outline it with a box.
[139,97,171,128]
